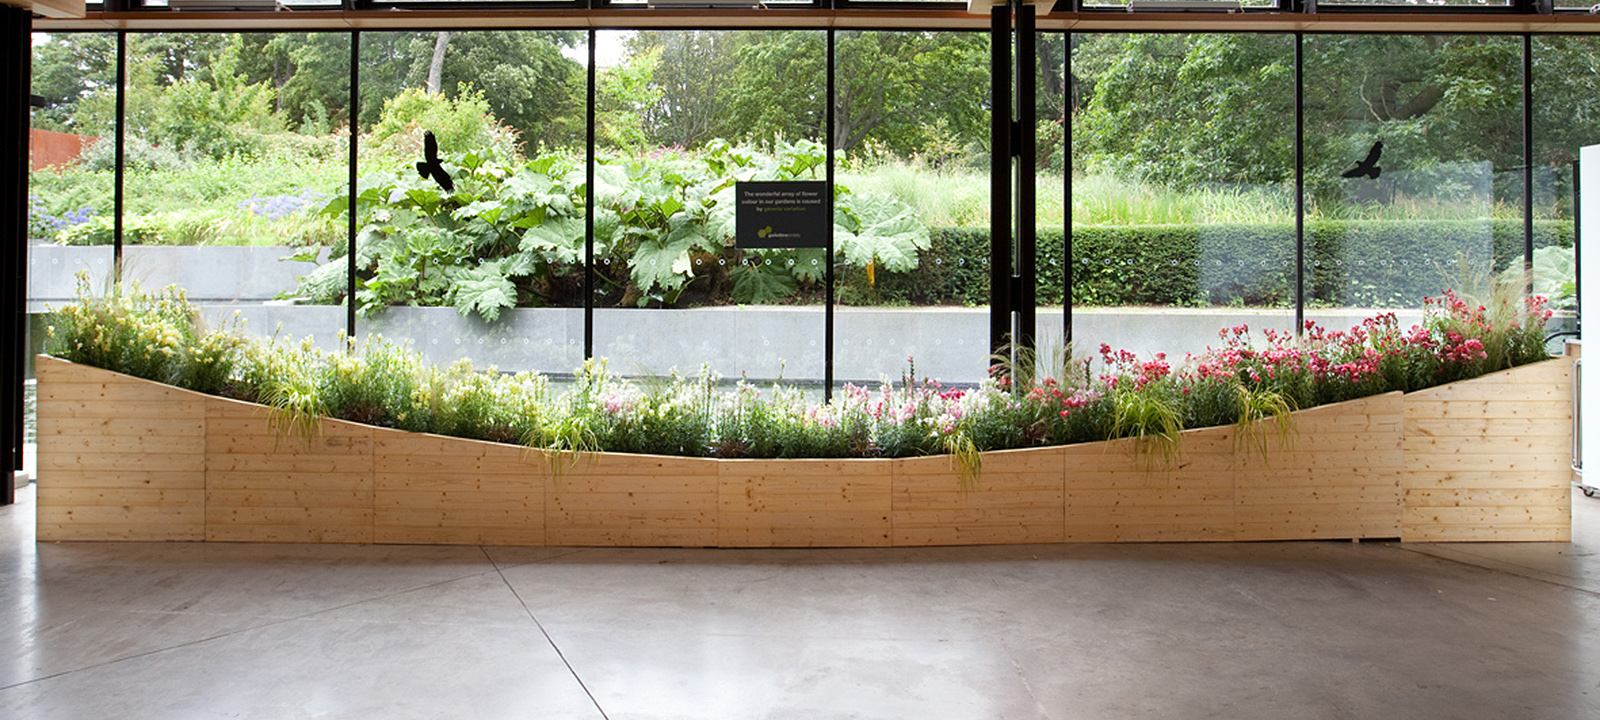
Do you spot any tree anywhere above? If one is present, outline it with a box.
[595,47,663,152]
[354,31,585,152]
[627,31,747,149]
[1070,33,1534,210]
[719,30,991,157]
[832,31,990,158]
[723,31,826,147]
[1072,34,1294,188]
[234,33,351,133]
[427,32,450,96]
[30,33,117,133]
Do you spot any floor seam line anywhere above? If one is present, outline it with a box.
[1394,545,1600,599]
[489,551,611,720]
[482,546,593,572]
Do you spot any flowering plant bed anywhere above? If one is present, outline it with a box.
[36,355,1571,545]
[34,283,1574,547]
[33,280,1573,545]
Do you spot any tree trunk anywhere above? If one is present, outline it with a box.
[427,32,451,96]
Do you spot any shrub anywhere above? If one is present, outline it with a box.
[866,219,1572,309]
[365,87,521,163]
[44,276,243,390]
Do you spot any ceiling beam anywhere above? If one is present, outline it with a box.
[31,8,1600,34]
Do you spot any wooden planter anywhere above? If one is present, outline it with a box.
[34,353,1574,546]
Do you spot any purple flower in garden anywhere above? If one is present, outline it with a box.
[239,189,328,222]
[29,196,96,235]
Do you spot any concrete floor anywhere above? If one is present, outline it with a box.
[4,486,1600,720]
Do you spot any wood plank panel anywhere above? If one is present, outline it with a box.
[1404,487,1570,507]
[892,447,1065,546]
[205,397,374,543]
[37,506,206,541]
[1062,521,1235,543]
[35,357,208,541]
[547,454,718,547]
[1062,428,1235,542]
[1235,517,1402,540]
[1404,435,1569,455]
[1236,393,1402,541]
[1401,400,1570,421]
[1401,523,1571,542]
[1403,417,1571,438]
[32,354,1574,548]
[1402,358,1573,542]
[373,428,546,546]
[40,416,207,437]
[719,459,890,547]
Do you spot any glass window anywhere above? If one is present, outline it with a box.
[29,31,118,478]
[1070,33,1296,366]
[1038,30,1067,371]
[1302,35,1522,336]
[1530,35,1593,344]
[30,32,116,318]
[352,30,589,374]
[834,29,992,388]
[591,29,828,385]
[118,32,351,351]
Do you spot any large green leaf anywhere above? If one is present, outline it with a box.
[520,215,585,263]
[835,193,929,273]
[504,172,575,215]
[449,261,518,323]
[731,264,799,304]
[288,259,348,303]
[452,200,505,225]
[789,249,828,284]
[629,220,702,300]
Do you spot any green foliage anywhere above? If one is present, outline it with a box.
[43,275,242,391]
[1071,33,1536,214]
[155,38,285,160]
[352,32,585,151]
[875,219,1571,309]
[1074,34,1295,189]
[834,192,930,273]
[292,140,926,318]
[596,47,663,152]
[48,281,1555,473]
[300,148,585,318]
[366,86,521,162]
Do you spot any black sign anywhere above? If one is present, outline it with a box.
[735,181,828,249]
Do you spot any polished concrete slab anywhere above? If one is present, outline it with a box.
[5,483,1600,719]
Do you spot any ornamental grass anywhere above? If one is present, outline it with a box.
[45,278,1554,464]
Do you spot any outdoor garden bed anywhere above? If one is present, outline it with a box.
[35,352,1573,546]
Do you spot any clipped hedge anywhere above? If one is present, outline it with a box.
[855,219,1572,309]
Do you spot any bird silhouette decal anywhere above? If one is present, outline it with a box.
[416,131,454,193]
[1341,141,1383,180]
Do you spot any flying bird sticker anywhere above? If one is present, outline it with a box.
[416,131,454,193]
[1342,141,1383,180]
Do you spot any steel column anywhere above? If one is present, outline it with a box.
[347,32,360,342]
[1295,33,1305,335]
[584,28,597,359]
[1524,34,1535,295]
[1063,31,1072,350]
[1015,5,1036,377]
[0,6,28,504]
[114,32,125,273]
[990,5,1012,363]
[825,29,836,400]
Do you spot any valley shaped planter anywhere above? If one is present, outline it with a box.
[33,353,1575,546]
